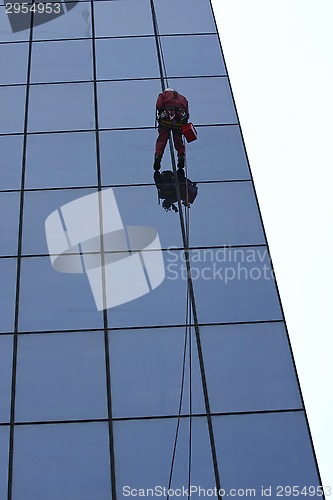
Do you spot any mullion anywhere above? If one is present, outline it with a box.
[90,2,116,498]
[6,9,34,500]
[0,122,240,137]
[0,318,286,338]
[1,73,228,88]
[0,178,254,195]
[0,31,219,47]
[2,408,305,428]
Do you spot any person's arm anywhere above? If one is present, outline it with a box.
[156,93,165,112]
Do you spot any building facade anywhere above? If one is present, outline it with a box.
[0,0,323,498]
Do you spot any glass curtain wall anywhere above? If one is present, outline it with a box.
[0,0,323,498]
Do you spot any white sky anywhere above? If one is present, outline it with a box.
[211,0,333,489]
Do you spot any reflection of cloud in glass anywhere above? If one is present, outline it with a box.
[45,189,165,310]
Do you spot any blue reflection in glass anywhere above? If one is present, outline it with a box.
[32,2,91,41]
[19,256,104,331]
[94,0,153,38]
[25,132,97,189]
[189,182,265,247]
[184,126,250,182]
[213,412,321,492]
[107,249,187,329]
[12,422,112,500]
[0,258,17,333]
[0,136,23,190]
[114,417,216,495]
[0,6,30,42]
[109,327,205,418]
[30,39,93,83]
[96,37,159,80]
[0,43,29,84]
[161,35,226,77]
[201,323,302,413]
[0,192,20,256]
[169,77,237,125]
[0,86,26,134]
[154,0,216,35]
[0,426,9,500]
[113,185,183,249]
[0,336,13,423]
[22,188,95,255]
[97,79,161,129]
[15,331,108,422]
[100,129,169,186]
[28,83,95,133]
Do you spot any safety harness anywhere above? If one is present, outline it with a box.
[157,106,189,131]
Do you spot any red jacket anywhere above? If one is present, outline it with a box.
[156,91,189,116]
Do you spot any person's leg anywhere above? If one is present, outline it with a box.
[172,130,185,168]
[154,127,170,169]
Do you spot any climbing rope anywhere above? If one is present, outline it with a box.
[150,2,222,498]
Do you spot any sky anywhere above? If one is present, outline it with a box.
[211,0,333,489]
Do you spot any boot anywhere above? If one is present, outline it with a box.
[177,155,185,169]
[153,155,162,170]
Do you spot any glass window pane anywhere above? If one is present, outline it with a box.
[189,182,265,247]
[30,39,93,83]
[0,425,9,500]
[94,0,153,38]
[0,42,28,84]
[0,135,23,190]
[112,185,184,249]
[106,249,187,329]
[154,0,216,35]
[0,192,20,256]
[163,247,282,324]
[28,82,94,133]
[0,335,13,423]
[97,79,161,129]
[95,37,159,80]
[161,35,226,77]
[32,2,91,41]
[19,256,104,331]
[201,322,302,413]
[100,126,251,185]
[0,86,26,134]
[100,129,168,186]
[213,412,321,491]
[0,258,16,333]
[13,422,112,500]
[185,125,250,182]
[109,327,205,418]
[15,331,108,422]
[25,132,97,189]
[169,77,237,125]
[0,5,31,42]
[22,188,95,255]
[114,417,216,495]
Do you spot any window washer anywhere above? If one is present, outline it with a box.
[153,88,189,171]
